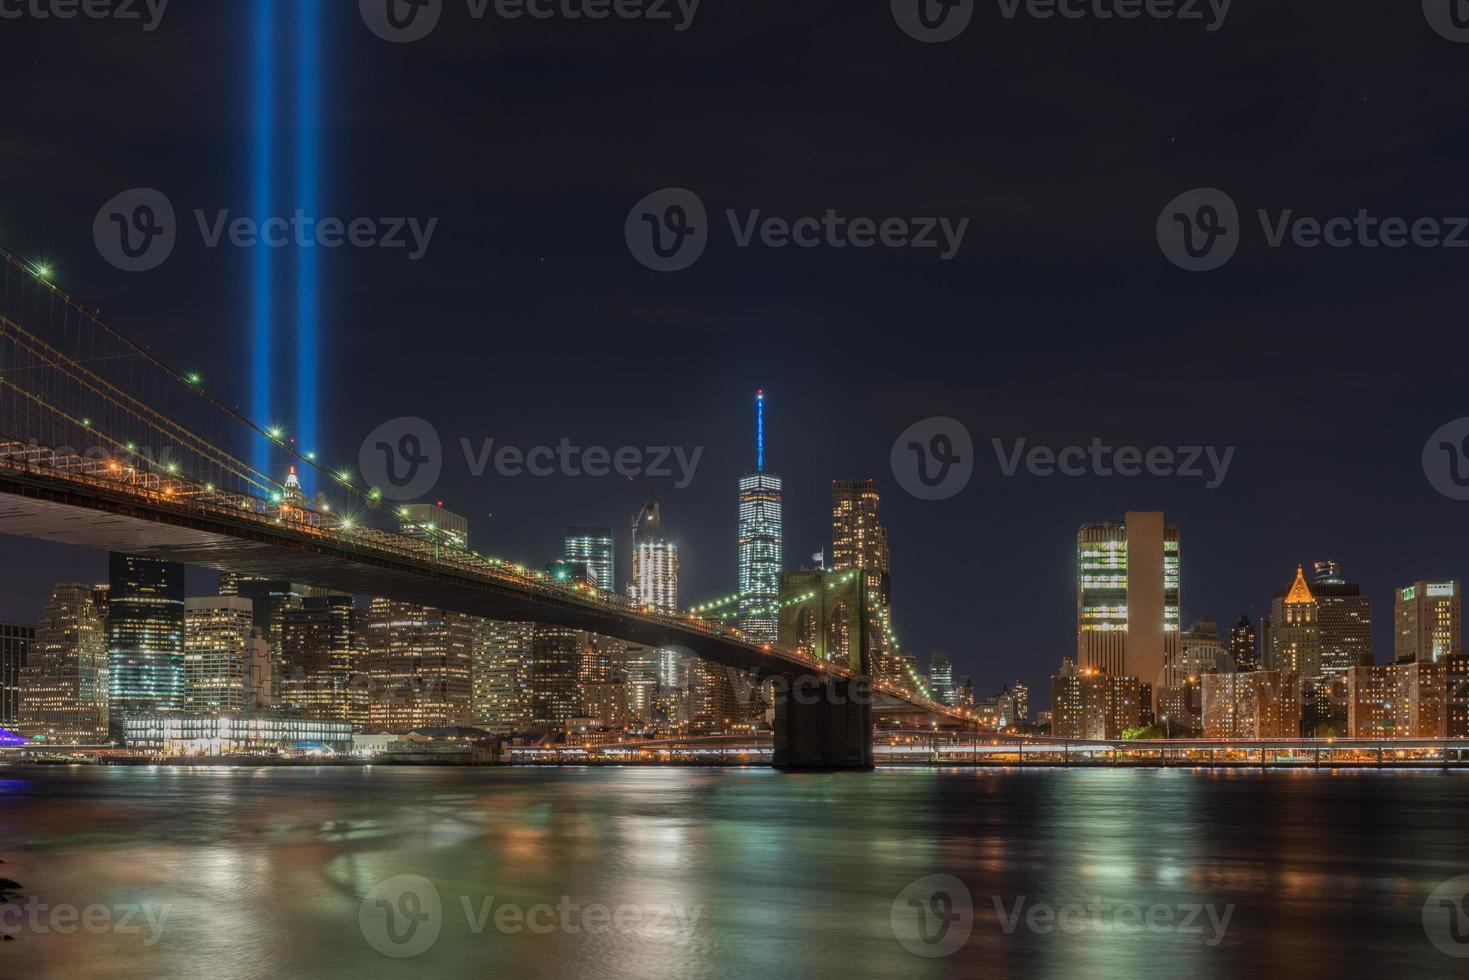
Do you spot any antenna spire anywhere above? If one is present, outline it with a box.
[755,389,766,472]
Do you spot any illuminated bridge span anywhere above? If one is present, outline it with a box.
[0,249,966,768]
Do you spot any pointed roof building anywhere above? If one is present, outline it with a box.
[1285,565,1315,605]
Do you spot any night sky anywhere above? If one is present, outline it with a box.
[4,1,1468,705]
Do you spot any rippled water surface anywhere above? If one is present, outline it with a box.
[1,766,1467,979]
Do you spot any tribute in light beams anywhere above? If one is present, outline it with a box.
[295,0,321,493]
[249,0,275,476]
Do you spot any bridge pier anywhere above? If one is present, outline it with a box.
[771,675,874,771]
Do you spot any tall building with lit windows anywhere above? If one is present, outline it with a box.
[630,500,678,612]
[928,652,956,707]
[1076,512,1180,698]
[183,596,254,714]
[1229,615,1259,673]
[1310,560,1373,673]
[364,598,474,733]
[1394,580,1461,665]
[565,527,615,592]
[108,553,186,720]
[832,479,895,678]
[737,391,783,642]
[280,596,367,725]
[1263,566,1322,678]
[471,620,535,735]
[19,584,109,743]
[0,622,31,726]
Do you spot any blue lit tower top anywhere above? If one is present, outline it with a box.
[756,389,765,472]
[737,389,783,642]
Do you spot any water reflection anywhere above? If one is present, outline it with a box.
[0,767,1465,979]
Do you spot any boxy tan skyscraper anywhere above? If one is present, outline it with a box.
[1394,581,1461,665]
[1076,512,1180,699]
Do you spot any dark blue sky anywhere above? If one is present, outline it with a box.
[3,1,1468,704]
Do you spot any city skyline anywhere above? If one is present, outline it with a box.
[0,4,1465,715]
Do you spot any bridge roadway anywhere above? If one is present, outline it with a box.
[0,453,964,725]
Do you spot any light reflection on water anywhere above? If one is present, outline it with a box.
[0,766,1465,980]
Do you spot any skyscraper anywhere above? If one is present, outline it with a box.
[472,620,534,735]
[1178,615,1225,679]
[565,526,615,592]
[1309,560,1373,673]
[928,652,956,706]
[630,500,678,611]
[183,596,255,714]
[0,622,31,726]
[738,390,783,642]
[365,598,474,733]
[1228,615,1259,673]
[1394,581,1462,665]
[1264,566,1321,678]
[108,553,186,720]
[19,584,109,743]
[399,503,470,550]
[529,625,583,729]
[219,575,304,672]
[832,479,895,678]
[280,595,367,725]
[1076,512,1180,698]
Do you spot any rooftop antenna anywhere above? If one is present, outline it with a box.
[756,389,766,473]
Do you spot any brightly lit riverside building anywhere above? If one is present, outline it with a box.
[123,713,353,756]
[737,391,783,642]
[108,553,186,720]
[1076,512,1180,699]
